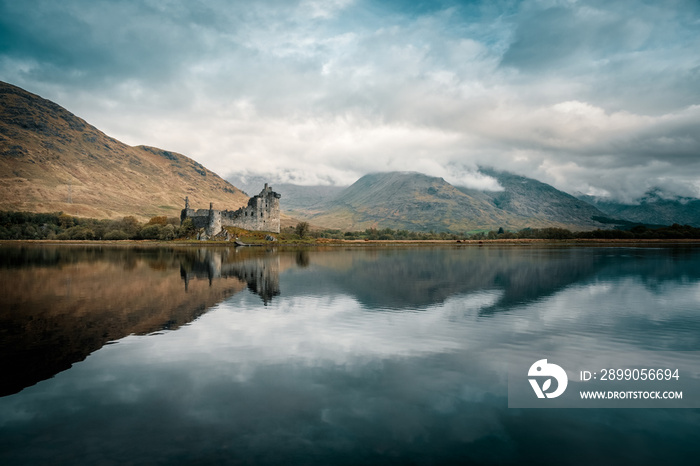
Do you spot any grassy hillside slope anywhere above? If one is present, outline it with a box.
[0,81,248,220]
[299,171,611,232]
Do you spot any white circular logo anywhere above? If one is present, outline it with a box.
[528,359,568,399]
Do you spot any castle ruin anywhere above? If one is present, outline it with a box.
[181,184,281,236]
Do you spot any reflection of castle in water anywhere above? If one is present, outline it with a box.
[180,248,280,304]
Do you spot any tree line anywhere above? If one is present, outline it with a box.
[2,211,699,241]
[303,224,700,241]
[0,211,196,240]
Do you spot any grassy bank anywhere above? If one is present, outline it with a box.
[2,210,700,245]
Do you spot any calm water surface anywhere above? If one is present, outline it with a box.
[1,244,699,465]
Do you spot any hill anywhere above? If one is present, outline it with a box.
[0,81,248,220]
[459,168,610,229]
[295,171,612,232]
[578,190,700,227]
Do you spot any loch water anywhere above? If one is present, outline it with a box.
[1,243,699,465]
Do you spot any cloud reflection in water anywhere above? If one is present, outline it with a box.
[2,245,700,465]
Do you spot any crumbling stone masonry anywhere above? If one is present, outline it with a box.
[181,184,281,236]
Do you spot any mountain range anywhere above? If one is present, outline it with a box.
[2,80,697,231]
[231,172,700,233]
[578,191,700,228]
[233,171,612,232]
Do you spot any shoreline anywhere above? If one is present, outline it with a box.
[2,238,700,247]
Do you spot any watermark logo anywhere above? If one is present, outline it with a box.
[510,352,698,408]
[528,359,568,399]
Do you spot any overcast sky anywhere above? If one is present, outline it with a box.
[1,0,699,201]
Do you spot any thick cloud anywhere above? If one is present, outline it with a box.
[1,0,699,200]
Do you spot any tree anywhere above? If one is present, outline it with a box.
[104,230,128,240]
[139,224,162,240]
[159,224,176,240]
[295,222,310,238]
[58,213,75,229]
[178,218,195,238]
[146,216,168,226]
[115,216,141,238]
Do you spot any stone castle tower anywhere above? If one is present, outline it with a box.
[181,184,281,236]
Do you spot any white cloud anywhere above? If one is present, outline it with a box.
[2,0,699,201]
[300,0,354,19]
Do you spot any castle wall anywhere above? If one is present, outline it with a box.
[180,209,211,230]
[181,184,281,236]
[208,204,222,236]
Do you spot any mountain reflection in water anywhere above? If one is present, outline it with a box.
[1,244,700,465]
[0,245,280,396]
